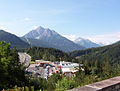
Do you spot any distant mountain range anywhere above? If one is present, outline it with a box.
[74,37,100,48]
[0,30,29,48]
[0,26,103,52]
[22,26,85,52]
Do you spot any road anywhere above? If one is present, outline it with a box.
[18,52,31,67]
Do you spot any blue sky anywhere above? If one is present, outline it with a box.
[0,0,120,44]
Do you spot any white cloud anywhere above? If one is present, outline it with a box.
[63,32,120,45]
[0,26,8,30]
[24,17,30,21]
[63,34,78,41]
[33,25,39,29]
[87,32,120,45]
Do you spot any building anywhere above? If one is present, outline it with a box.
[26,60,83,78]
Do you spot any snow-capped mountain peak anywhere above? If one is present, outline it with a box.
[23,26,59,39]
[23,26,85,52]
[74,37,86,42]
[74,37,100,48]
[63,35,100,48]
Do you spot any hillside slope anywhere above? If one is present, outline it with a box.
[70,41,120,65]
[0,30,29,48]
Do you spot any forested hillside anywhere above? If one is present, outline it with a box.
[26,47,72,61]
[70,41,120,65]
[2,41,120,91]
[68,41,120,80]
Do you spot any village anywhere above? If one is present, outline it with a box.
[25,60,84,79]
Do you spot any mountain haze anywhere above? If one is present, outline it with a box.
[23,26,85,52]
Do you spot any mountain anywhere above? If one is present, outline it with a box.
[0,30,29,48]
[22,26,85,52]
[74,37,100,48]
[69,41,120,65]
[21,37,55,48]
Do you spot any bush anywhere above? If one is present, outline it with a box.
[56,77,77,91]
[29,78,47,91]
